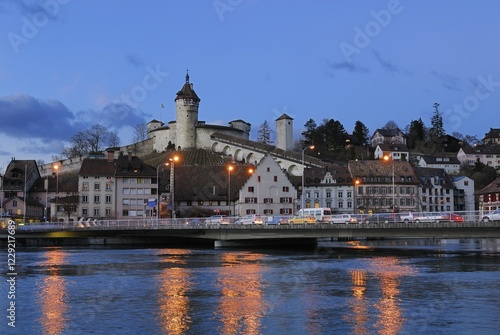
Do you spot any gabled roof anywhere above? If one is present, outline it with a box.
[414,167,454,189]
[372,128,404,138]
[475,177,500,195]
[376,143,409,151]
[4,195,44,207]
[483,128,500,140]
[305,165,352,186]
[348,160,418,184]
[2,159,39,191]
[419,155,461,165]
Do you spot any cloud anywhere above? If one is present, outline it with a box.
[126,53,144,67]
[75,102,150,131]
[372,50,412,75]
[0,94,78,140]
[326,60,370,77]
[430,70,461,91]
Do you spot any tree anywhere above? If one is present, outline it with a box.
[429,102,445,143]
[257,120,273,144]
[383,120,399,131]
[107,131,121,148]
[301,119,318,147]
[132,123,148,143]
[406,118,426,149]
[61,124,114,158]
[352,120,370,145]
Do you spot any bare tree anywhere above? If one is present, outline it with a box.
[133,123,148,143]
[86,124,109,152]
[107,131,121,148]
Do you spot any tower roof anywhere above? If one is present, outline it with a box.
[175,71,200,102]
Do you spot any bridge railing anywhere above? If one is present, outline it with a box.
[7,210,499,233]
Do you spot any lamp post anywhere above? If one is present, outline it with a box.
[383,155,395,213]
[248,167,260,214]
[169,155,179,219]
[156,162,168,224]
[353,178,360,214]
[301,145,315,220]
[227,165,234,216]
[53,164,60,222]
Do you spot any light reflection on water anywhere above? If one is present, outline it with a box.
[36,249,68,335]
[1,239,499,335]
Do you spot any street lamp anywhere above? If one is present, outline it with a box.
[53,163,60,222]
[227,165,234,216]
[353,178,360,214]
[169,155,179,219]
[301,145,315,220]
[156,162,168,224]
[248,167,260,214]
[383,155,395,213]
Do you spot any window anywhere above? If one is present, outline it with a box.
[105,208,111,216]
[94,208,100,216]
[274,176,278,182]
[248,186,255,192]
[245,197,257,203]
[13,200,17,207]
[246,209,256,214]
[82,182,89,191]
[338,201,343,208]
[283,186,289,192]
[326,191,331,198]
[123,188,130,195]
[82,195,88,203]
[280,208,292,214]
[464,181,469,186]
[263,209,273,215]
[263,198,273,203]
[105,195,112,204]
[280,197,292,203]
[105,183,112,191]
[314,192,319,198]
[94,183,100,191]
[94,195,100,204]
[338,191,343,198]
[123,199,130,205]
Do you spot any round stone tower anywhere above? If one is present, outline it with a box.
[175,71,200,150]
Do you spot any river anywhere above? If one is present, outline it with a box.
[1,238,499,335]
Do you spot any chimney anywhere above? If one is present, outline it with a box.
[107,150,115,162]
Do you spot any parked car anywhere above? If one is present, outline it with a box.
[482,209,500,222]
[329,214,358,224]
[413,212,444,223]
[441,213,464,223]
[288,216,317,225]
[352,214,371,224]
[234,214,264,225]
[204,215,230,225]
[371,213,402,224]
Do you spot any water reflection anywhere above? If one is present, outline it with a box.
[371,257,415,335]
[346,257,416,335]
[37,249,68,335]
[216,252,267,335]
[156,249,192,335]
[348,269,370,335]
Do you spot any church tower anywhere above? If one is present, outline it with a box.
[275,113,293,151]
[175,71,200,150]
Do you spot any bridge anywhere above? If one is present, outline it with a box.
[2,218,499,247]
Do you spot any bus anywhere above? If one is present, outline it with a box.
[296,208,332,223]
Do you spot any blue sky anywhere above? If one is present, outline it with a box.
[1,0,499,170]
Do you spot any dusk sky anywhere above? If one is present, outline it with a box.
[1,0,499,170]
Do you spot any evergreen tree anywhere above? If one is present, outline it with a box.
[352,120,370,145]
[257,120,273,144]
[301,119,317,147]
[406,118,426,149]
[429,102,445,143]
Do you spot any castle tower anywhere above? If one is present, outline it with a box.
[175,71,200,150]
[275,113,293,151]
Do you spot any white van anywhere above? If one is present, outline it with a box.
[296,208,332,223]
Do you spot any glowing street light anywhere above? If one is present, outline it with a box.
[156,162,168,224]
[169,155,179,218]
[53,163,60,222]
[248,167,260,214]
[383,155,395,212]
[301,145,315,220]
[227,165,234,216]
